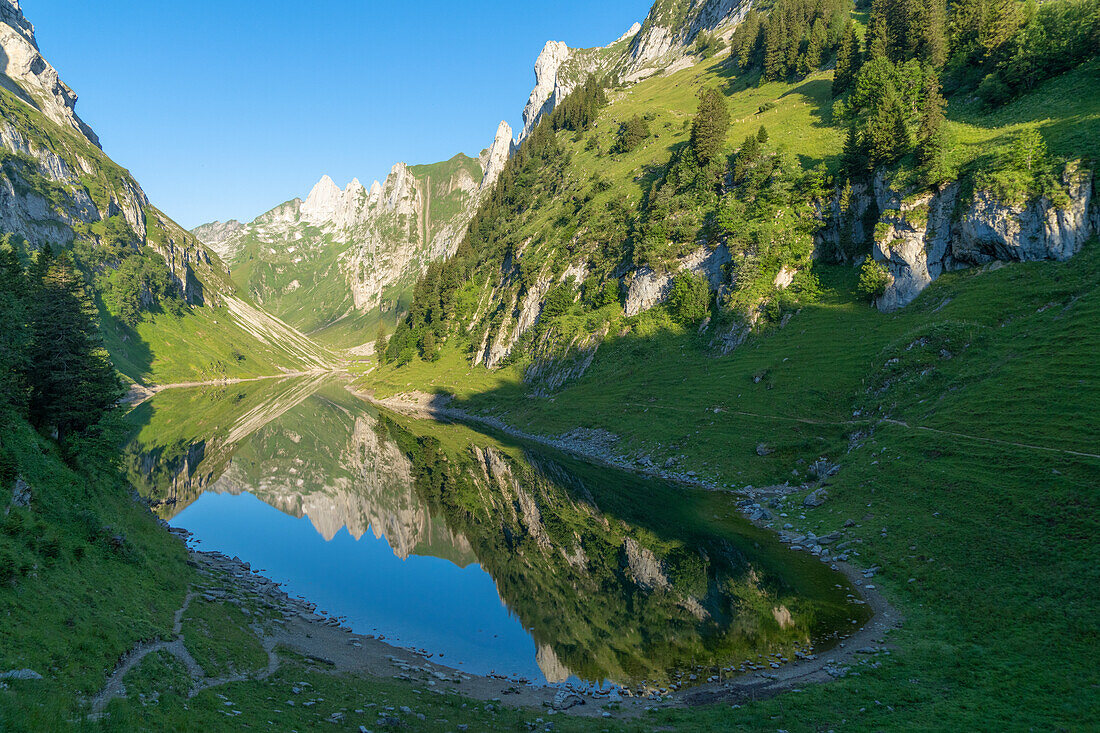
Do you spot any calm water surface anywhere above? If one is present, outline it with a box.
[124,376,867,688]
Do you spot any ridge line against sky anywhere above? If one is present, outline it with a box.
[28,0,653,229]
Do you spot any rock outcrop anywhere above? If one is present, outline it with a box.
[520,41,573,141]
[192,219,245,262]
[0,0,99,146]
[624,244,731,317]
[871,166,1096,310]
[480,120,514,189]
[624,0,751,82]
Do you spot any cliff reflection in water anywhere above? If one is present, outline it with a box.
[125,377,867,687]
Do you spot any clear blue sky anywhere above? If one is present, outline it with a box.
[29,0,653,228]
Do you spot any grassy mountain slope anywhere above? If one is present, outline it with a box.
[196,154,486,351]
[358,12,1100,728]
[0,18,333,385]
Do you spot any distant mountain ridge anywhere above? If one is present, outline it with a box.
[193,0,751,350]
[193,136,510,347]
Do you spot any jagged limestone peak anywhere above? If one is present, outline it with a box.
[0,0,100,146]
[300,174,343,224]
[520,41,572,141]
[616,21,644,44]
[481,120,513,190]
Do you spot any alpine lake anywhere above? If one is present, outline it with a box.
[123,375,870,695]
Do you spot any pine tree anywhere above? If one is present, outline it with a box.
[917,73,948,171]
[27,253,121,445]
[763,15,788,81]
[374,323,388,361]
[799,19,827,76]
[982,0,1023,63]
[888,93,913,160]
[690,87,731,166]
[833,21,862,97]
[841,123,869,175]
[0,237,29,413]
[913,0,948,67]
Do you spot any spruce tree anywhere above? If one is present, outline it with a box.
[763,15,788,81]
[842,123,869,176]
[913,0,948,67]
[917,73,948,173]
[800,19,827,76]
[0,238,29,414]
[375,323,388,361]
[690,87,731,166]
[27,253,121,445]
[833,21,862,97]
[982,0,1023,63]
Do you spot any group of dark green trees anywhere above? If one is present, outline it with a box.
[0,237,121,455]
[382,77,611,364]
[729,0,853,81]
[634,87,732,271]
[834,0,1099,179]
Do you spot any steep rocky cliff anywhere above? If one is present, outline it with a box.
[517,0,751,139]
[0,0,98,145]
[843,166,1098,311]
[0,0,332,381]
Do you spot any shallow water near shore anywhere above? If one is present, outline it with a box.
[124,375,869,689]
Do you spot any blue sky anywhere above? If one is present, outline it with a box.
[28,0,653,228]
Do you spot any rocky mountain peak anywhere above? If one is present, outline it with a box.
[625,0,749,81]
[520,41,572,141]
[481,120,513,190]
[0,0,100,146]
[616,22,644,44]
[301,174,343,225]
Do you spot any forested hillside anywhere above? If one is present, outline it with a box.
[361,2,1100,726]
[380,0,1098,380]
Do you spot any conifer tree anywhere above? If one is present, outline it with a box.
[800,19,827,76]
[375,323,388,361]
[690,87,731,166]
[26,253,121,445]
[833,21,862,96]
[917,73,948,173]
[982,0,1023,62]
[841,122,869,175]
[0,238,29,413]
[913,0,948,67]
[763,15,788,80]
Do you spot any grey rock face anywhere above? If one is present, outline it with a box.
[0,0,99,146]
[624,244,731,317]
[0,669,42,680]
[480,120,514,190]
[521,41,572,141]
[192,219,246,262]
[625,0,751,82]
[871,167,1095,311]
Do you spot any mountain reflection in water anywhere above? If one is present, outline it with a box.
[124,376,868,687]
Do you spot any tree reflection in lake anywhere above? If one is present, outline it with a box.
[125,377,868,688]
